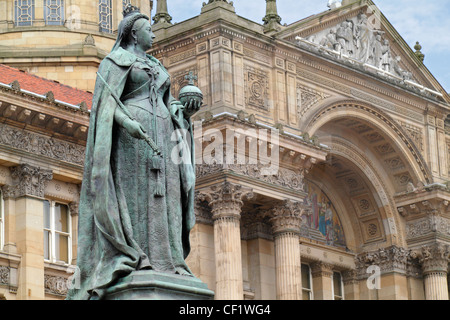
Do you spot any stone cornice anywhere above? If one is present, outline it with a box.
[0,122,86,168]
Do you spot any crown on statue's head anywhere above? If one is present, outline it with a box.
[123,4,141,17]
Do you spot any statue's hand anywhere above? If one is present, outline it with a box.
[183,99,202,118]
[123,118,147,139]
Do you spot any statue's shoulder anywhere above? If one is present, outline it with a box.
[147,55,166,70]
[106,47,137,67]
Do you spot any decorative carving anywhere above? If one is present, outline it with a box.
[244,65,269,110]
[269,199,308,235]
[4,164,53,198]
[397,194,450,217]
[397,121,424,152]
[45,91,55,103]
[44,274,70,296]
[406,215,450,240]
[384,156,405,170]
[0,266,9,285]
[355,246,410,277]
[9,80,20,92]
[295,13,421,89]
[310,261,334,278]
[196,163,306,192]
[196,181,253,220]
[168,49,196,65]
[83,34,95,46]
[297,84,330,118]
[68,201,79,216]
[0,123,85,166]
[417,243,450,274]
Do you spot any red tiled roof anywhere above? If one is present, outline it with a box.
[0,64,93,109]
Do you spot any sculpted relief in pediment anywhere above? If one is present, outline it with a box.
[297,13,412,81]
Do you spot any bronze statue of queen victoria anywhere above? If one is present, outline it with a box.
[66,5,201,300]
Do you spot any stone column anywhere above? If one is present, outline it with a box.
[311,262,334,300]
[68,201,79,265]
[419,243,450,300]
[197,181,253,300]
[269,200,305,300]
[5,164,52,300]
[342,270,360,300]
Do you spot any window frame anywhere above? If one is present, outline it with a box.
[301,263,314,300]
[14,0,35,27]
[44,200,72,265]
[332,271,345,300]
[44,0,65,26]
[99,0,113,33]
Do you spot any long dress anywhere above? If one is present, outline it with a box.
[111,56,190,273]
[66,47,196,300]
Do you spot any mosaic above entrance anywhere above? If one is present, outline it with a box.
[301,180,346,248]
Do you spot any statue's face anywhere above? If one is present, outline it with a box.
[134,19,155,51]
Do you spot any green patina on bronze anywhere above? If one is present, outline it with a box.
[66,5,201,300]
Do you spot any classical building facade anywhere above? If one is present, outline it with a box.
[0,0,449,300]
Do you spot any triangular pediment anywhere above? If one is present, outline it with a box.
[277,1,448,102]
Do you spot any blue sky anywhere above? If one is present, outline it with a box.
[152,0,450,93]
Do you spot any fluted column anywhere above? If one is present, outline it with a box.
[269,200,305,300]
[419,243,449,300]
[4,164,52,300]
[197,182,253,300]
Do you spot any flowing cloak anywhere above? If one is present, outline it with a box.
[66,47,196,300]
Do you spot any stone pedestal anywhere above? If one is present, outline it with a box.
[104,270,215,300]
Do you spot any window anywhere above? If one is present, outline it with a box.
[0,190,4,251]
[332,271,344,300]
[44,200,72,264]
[301,264,313,300]
[44,0,64,26]
[99,0,113,33]
[14,0,35,26]
[122,0,130,9]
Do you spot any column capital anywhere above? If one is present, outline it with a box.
[417,243,450,274]
[311,261,334,278]
[355,245,410,276]
[269,199,307,236]
[196,181,253,221]
[2,164,52,199]
[341,269,358,285]
[68,201,79,216]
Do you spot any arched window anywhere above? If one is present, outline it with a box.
[44,0,64,26]
[14,0,35,26]
[99,0,113,33]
